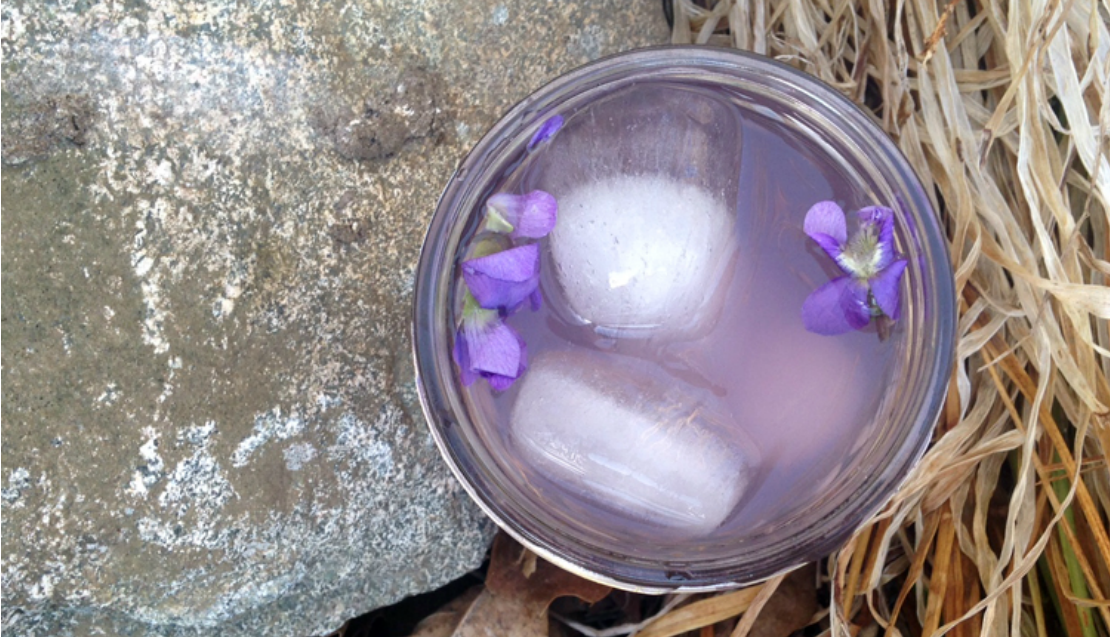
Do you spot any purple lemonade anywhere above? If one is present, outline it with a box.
[451,81,906,545]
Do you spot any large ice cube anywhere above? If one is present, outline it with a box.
[548,175,736,335]
[527,83,743,200]
[510,351,758,534]
[523,82,744,337]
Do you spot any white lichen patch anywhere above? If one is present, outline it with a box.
[1,5,26,42]
[454,121,471,143]
[315,393,341,412]
[566,24,608,61]
[146,157,175,187]
[126,427,165,498]
[3,564,29,615]
[186,566,304,627]
[178,421,218,446]
[231,407,306,467]
[138,424,238,551]
[57,326,74,355]
[211,261,253,321]
[135,514,239,551]
[1,468,33,507]
[131,200,171,355]
[95,382,120,405]
[329,411,394,478]
[28,573,55,602]
[155,356,182,407]
[282,443,317,472]
[157,448,235,516]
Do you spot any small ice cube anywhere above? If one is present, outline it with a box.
[510,351,758,534]
[548,175,736,336]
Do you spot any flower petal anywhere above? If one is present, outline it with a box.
[462,244,541,309]
[527,115,564,150]
[513,191,557,239]
[528,287,543,311]
[464,244,539,282]
[809,232,846,264]
[857,206,896,270]
[871,259,908,320]
[487,192,557,239]
[465,271,540,310]
[487,374,514,392]
[462,317,524,379]
[802,276,871,335]
[804,201,848,245]
[488,339,527,391]
[452,327,479,386]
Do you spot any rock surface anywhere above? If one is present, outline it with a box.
[0,2,668,635]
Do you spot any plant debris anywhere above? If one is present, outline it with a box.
[408,533,610,637]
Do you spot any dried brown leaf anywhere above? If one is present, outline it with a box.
[484,533,610,606]
[408,587,483,637]
[438,533,610,637]
[921,509,956,636]
[728,574,784,637]
[885,511,941,637]
[744,566,819,637]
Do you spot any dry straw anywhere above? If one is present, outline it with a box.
[665,1,1110,636]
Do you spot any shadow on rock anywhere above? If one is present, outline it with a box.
[317,68,447,163]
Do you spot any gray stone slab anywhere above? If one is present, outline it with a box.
[0,1,668,635]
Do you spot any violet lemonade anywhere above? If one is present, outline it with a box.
[451,82,905,548]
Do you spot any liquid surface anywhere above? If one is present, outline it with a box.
[457,82,903,547]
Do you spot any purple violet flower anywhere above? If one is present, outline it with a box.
[527,115,564,150]
[801,201,908,335]
[484,191,558,239]
[453,293,528,391]
[453,134,560,390]
[461,243,541,310]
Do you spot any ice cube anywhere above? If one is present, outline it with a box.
[510,351,758,534]
[523,82,743,337]
[548,175,736,336]
[527,83,743,201]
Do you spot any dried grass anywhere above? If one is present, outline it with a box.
[669,1,1110,635]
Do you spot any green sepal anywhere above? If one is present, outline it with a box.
[483,206,515,234]
[461,288,498,327]
[467,235,510,260]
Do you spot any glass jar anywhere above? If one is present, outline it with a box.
[412,46,955,591]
